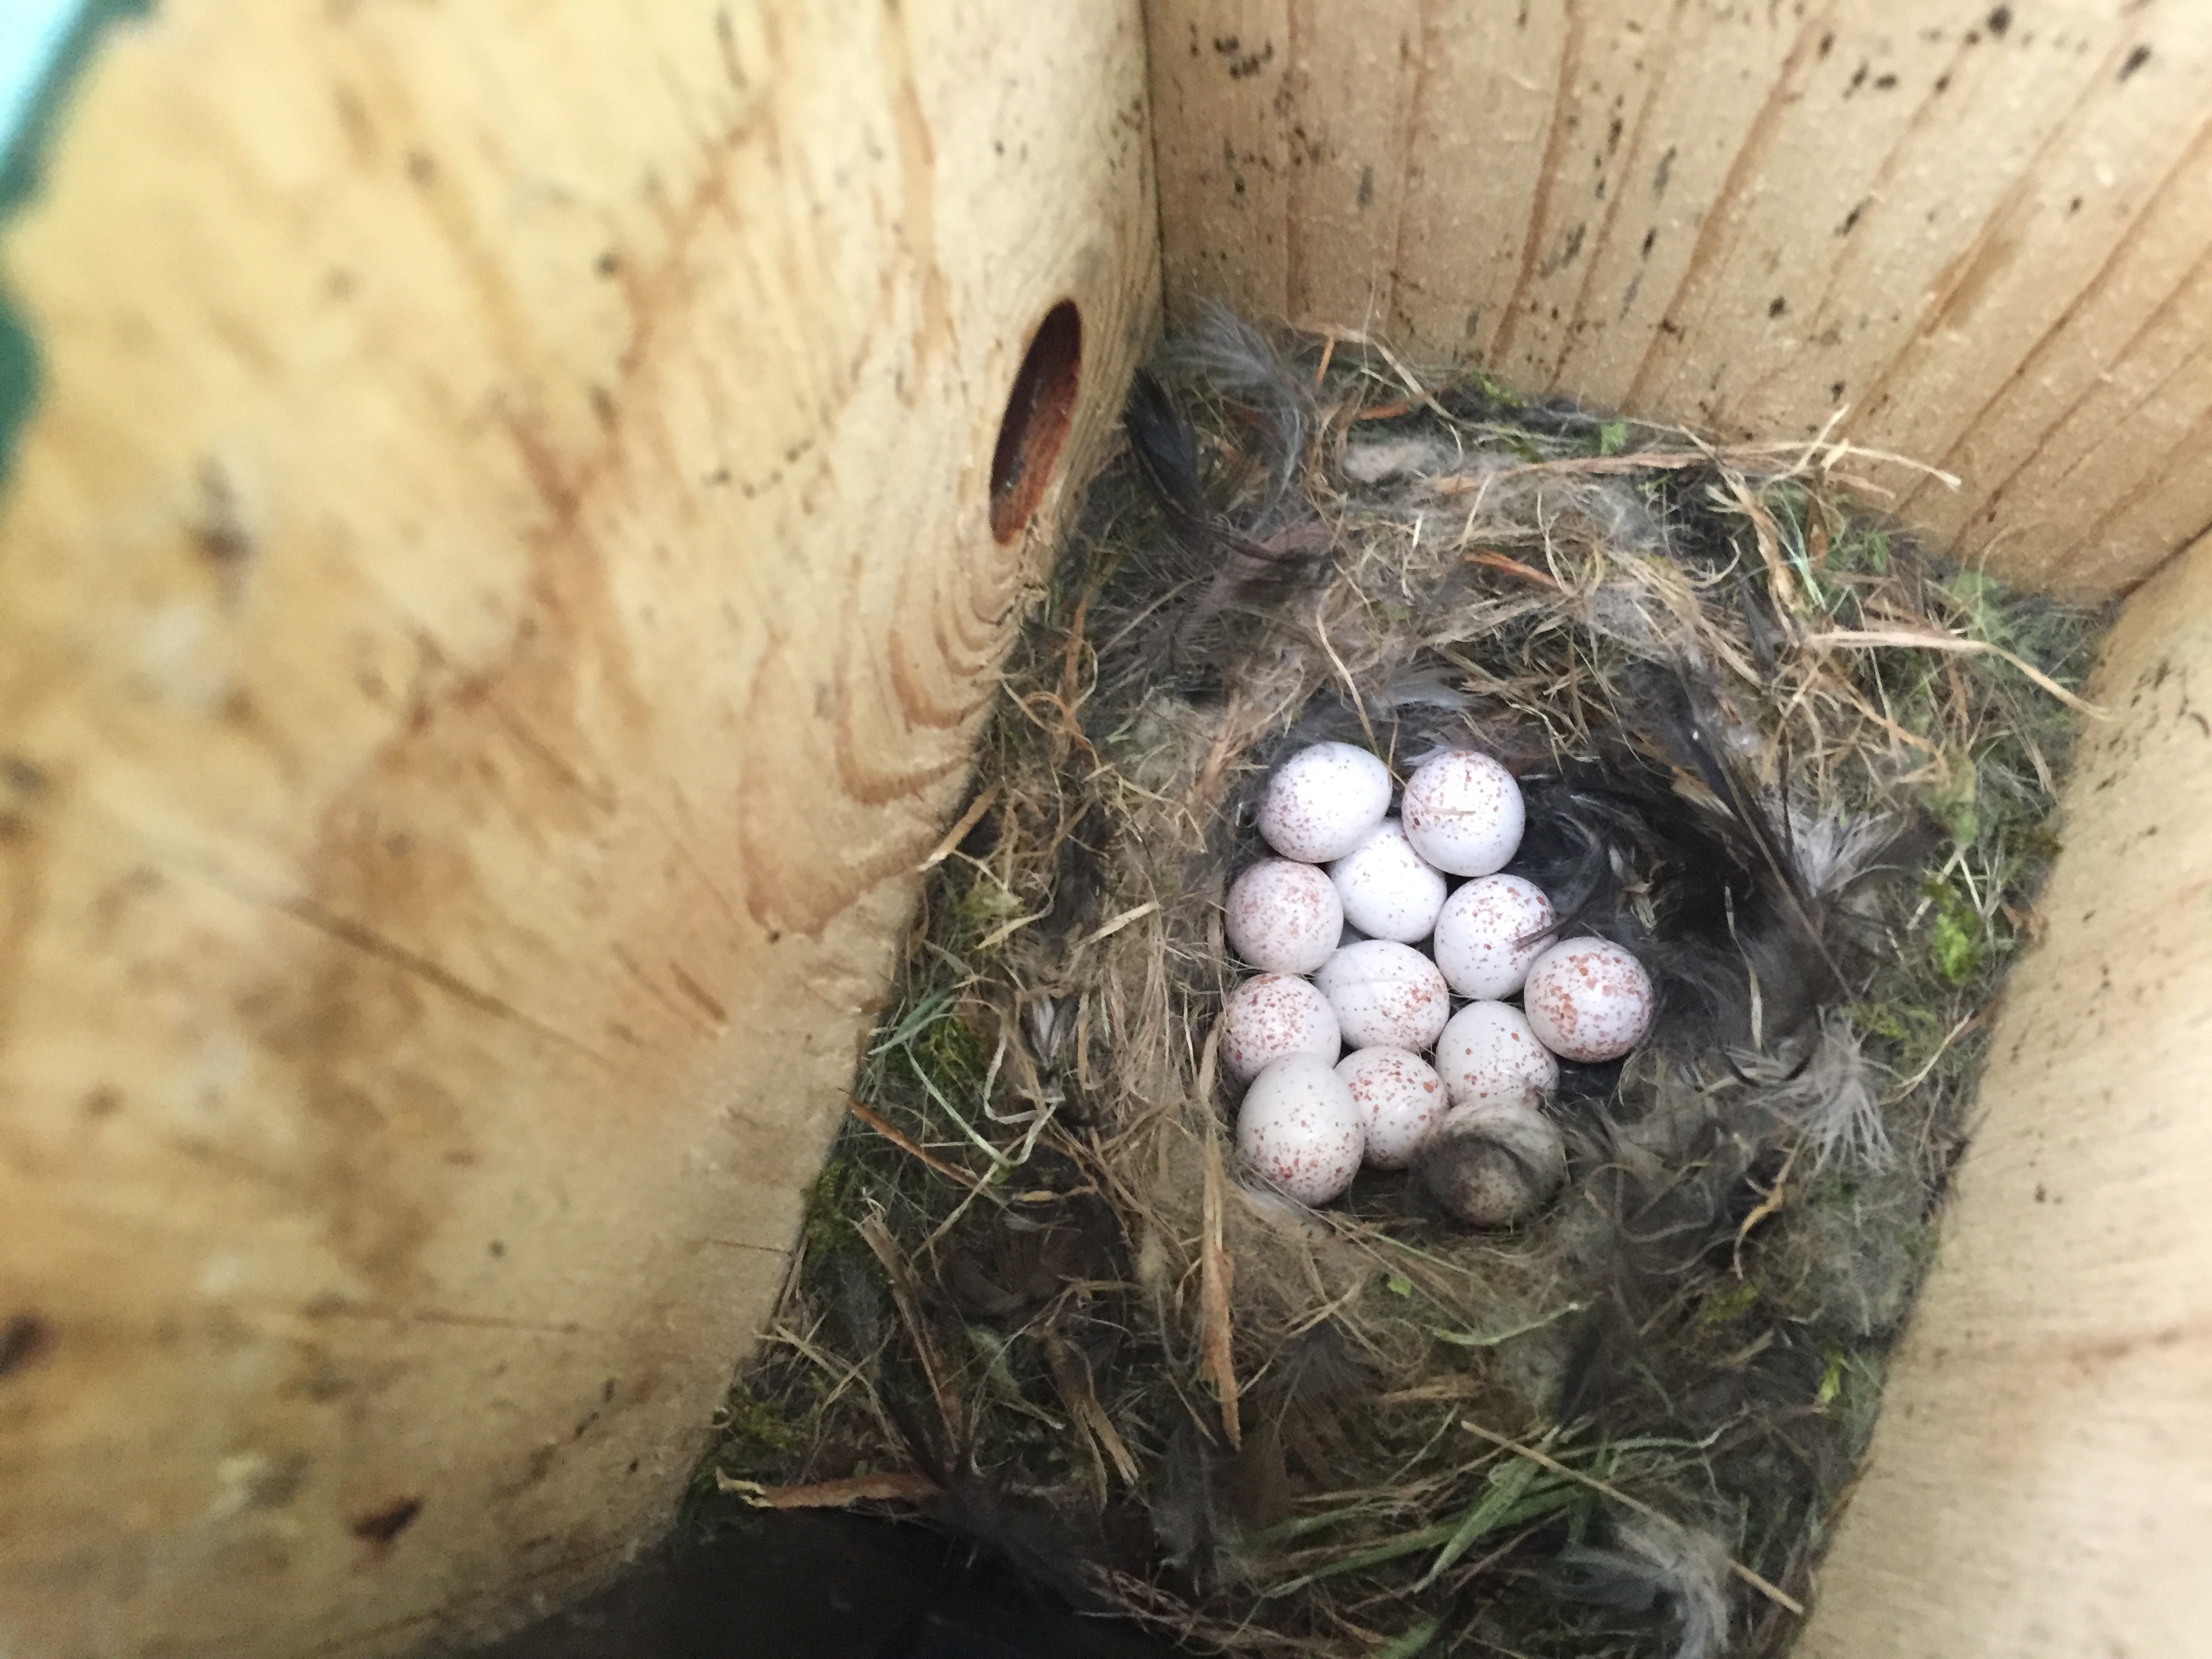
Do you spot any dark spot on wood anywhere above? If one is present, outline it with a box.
[243,1454,310,1509]
[1,756,48,797]
[2034,1183,2047,1202]
[1355,164,1374,208]
[1873,72,1898,89]
[1987,5,2011,36]
[2068,195,2083,214]
[1935,73,1951,91]
[628,1459,640,1474]
[0,1313,54,1378]
[589,386,616,428]
[1830,380,1846,401]
[2118,43,2150,81]
[405,150,436,184]
[488,1239,506,1257]
[1767,295,1787,317]
[81,1085,122,1119]
[1847,61,1869,94]
[601,1377,617,1404]
[1818,30,1834,56]
[1216,36,1273,79]
[1839,201,1864,235]
[1652,146,1674,198]
[520,1445,558,1488]
[351,1496,422,1544]
[670,962,728,1025]
[194,458,252,567]
[1640,226,1656,257]
[594,249,619,277]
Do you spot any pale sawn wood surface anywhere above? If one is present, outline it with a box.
[1801,530,2212,1656]
[0,3,1156,1654]
[1149,0,2212,598]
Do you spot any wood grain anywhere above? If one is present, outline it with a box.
[1798,528,2212,1656]
[1151,1,2212,596]
[0,3,1155,1655]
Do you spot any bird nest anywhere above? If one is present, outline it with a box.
[698,312,2105,1659]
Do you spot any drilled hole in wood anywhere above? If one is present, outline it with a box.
[989,300,1083,543]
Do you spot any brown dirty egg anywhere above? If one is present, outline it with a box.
[1416,1099,1566,1228]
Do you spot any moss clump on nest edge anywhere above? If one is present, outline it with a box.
[693,313,2107,1659]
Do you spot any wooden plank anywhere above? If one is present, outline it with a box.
[0,3,1156,1655]
[1149,0,2212,596]
[1798,529,2212,1656]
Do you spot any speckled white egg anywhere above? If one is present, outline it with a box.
[1336,1046,1449,1170]
[1328,819,1447,943]
[1523,937,1655,1063]
[1432,874,1559,1000]
[1225,859,1343,975]
[1433,1000,1560,1109]
[1313,940,1452,1052]
[1258,742,1393,863]
[1400,750,1525,877]
[1236,1053,1366,1204]
[1220,973,1342,1082]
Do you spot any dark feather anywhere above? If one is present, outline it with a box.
[1117,369,1334,686]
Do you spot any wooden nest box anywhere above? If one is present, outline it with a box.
[1,4,2206,1656]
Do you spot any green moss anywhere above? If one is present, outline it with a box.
[1925,882,1984,985]
[916,1008,989,1097]
[1922,750,1981,848]
[800,1157,861,1260]
[1699,1279,1761,1324]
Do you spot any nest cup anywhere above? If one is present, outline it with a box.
[705,310,2104,1659]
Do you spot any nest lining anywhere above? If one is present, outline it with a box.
[698,312,2106,1659]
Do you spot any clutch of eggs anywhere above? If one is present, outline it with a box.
[1224,739,1656,1207]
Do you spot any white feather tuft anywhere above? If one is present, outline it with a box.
[1786,806,1898,897]
[1553,1514,1733,1659]
[1758,1010,1891,1169]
